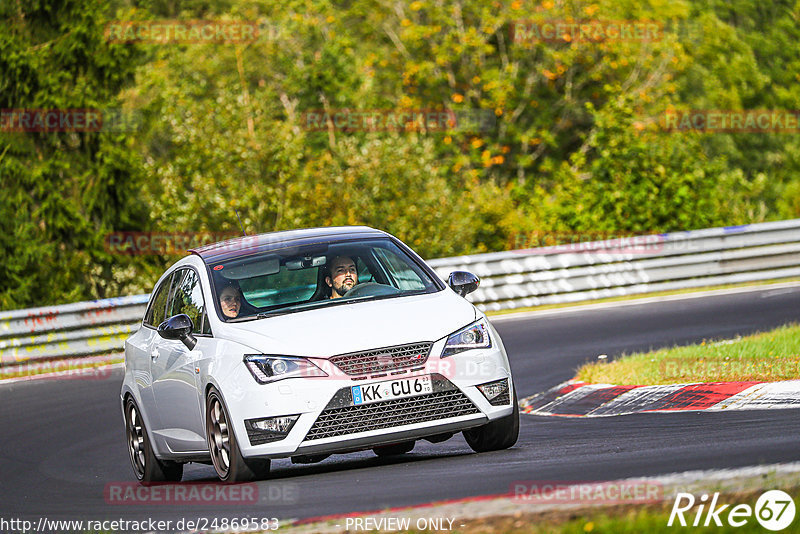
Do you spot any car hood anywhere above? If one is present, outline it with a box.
[214,290,476,357]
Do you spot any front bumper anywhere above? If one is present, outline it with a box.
[226,338,514,459]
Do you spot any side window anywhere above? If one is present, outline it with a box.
[373,248,427,290]
[144,273,173,328]
[166,269,210,335]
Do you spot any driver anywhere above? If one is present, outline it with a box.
[325,255,357,299]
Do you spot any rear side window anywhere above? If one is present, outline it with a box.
[144,273,173,327]
[166,269,210,334]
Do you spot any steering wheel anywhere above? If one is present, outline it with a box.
[343,282,401,299]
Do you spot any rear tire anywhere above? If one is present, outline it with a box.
[124,397,183,482]
[206,387,270,482]
[463,388,519,453]
[373,441,415,457]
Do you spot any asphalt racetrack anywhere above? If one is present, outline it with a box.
[1,285,799,524]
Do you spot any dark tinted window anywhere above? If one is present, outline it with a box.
[373,247,428,290]
[166,268,209,335]
[239,266,317,308]
[210,238,438,320]
[234,254,377,308]
[355,256,374,284]
[144,273,173,327]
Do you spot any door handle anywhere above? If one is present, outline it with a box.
[150,348,159,360]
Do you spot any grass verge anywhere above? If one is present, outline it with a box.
[447,487,800,533]
[575,323,800,385]
[283,464,800,533]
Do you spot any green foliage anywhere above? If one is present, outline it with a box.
[2,0,800,309]
[0,0,149,309]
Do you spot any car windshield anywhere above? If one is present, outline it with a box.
[210,238,439,321]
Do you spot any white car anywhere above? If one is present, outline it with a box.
[121,226,518,482]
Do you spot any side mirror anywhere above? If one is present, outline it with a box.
[157,314,197,350]
[447,271,480,297]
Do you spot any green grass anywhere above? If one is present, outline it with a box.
[427,488,800,533]
[576,323,800,386]
[479,490,800,533]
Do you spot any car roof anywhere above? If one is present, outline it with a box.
[190,226,390,263]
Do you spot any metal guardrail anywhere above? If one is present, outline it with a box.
[0,295,148,367]
[427,218,800,311]
[1,219,799,368]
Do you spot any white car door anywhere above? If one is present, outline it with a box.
[150,267,208,452]
[136,271,175,431]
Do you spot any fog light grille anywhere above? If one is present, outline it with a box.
[245,414,299,445]
[477,378,510,406]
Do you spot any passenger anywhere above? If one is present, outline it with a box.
[218,283,243,318]
[325,255,358,299]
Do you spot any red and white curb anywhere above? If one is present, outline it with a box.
[520,380,800,417]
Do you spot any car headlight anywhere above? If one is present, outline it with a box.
[244,355,328,384]
[441,318,492,357]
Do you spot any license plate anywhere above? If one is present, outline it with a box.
[352,375,432,405]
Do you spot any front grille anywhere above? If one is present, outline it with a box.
[304,390,479,441]
[329,342,432,376]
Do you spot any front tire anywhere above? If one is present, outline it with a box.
[206,387,270,482]
[463,388,519,453]
[124,397,183,482]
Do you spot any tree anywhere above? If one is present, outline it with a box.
[0,0,149,309]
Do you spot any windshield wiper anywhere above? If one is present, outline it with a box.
[255,310,295,319]
[254,300,328,319]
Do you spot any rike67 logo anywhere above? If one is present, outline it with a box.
[668,490,795,531]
